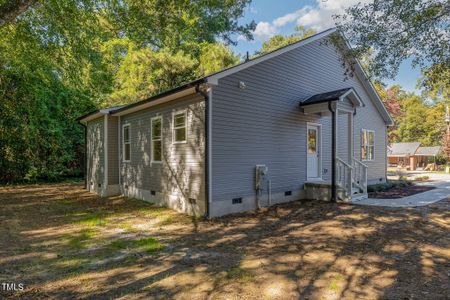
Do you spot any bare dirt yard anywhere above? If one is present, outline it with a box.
[0,183,449,299]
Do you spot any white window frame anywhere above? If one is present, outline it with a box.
[172,110,188,144]
[151,116,163,163]
[361,129,375,161]
[122,124,131,162]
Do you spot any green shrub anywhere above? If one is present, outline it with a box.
[368,180,412,193]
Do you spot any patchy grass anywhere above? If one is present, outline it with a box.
[414,175,430,181]
[0,182,449,299]
[110,237,164,254]
[66,230,95,249]
[226,265,255,282]
[74,212,109,227]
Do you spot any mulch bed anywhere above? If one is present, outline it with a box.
[369,185,435,199]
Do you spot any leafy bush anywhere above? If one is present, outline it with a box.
[368,180,412,193]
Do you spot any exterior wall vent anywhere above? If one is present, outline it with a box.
[285,191,292,196]
[151,190,156,195]
[98,183,102,188]
[232,197,242,204]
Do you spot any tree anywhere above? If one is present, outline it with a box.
[419,63,450,102]
[102,39,239,106]
[336,0,449,81]
[0,0,254,182]
[0,0,37,26]
[255,25,316,56]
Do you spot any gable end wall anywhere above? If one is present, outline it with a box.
[209,38,387,216]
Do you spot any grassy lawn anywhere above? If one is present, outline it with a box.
[0,183,449,299]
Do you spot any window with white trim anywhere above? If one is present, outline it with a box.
[151,116,162,162]
[122,124,131,162]
[361,129,375,161]
[172,110,187,143]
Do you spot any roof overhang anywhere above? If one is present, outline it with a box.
[299,88,364,114]
[111,86,199,117]
[340,88,364,107]
[339,36,394,126]
[77,108,119,123]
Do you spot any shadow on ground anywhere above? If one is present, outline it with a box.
[0,183,449,299]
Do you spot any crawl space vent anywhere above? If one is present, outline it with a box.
[232,197,242,204]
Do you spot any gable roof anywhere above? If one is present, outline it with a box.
[387,142,421,157]
[300,88,351,106]
[299,88,364,108]
[79,28,393,125]
[415,146,442,156]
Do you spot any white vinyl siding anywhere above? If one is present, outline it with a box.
[151,116,162,163]
[118,93,206,215]
[122,124,131,162]
[172,110,187,143]
[210,37,388,213]
[361,129,375,161]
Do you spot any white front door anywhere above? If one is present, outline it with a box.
[307,123,321,180]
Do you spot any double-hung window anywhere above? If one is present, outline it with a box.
[151,116,162,162]
[361,129,375,161]
[123,124,131,162]
[172,110,187,143]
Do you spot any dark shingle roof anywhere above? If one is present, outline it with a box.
[299,88,352,106]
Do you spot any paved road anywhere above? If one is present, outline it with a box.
[353,172,450,207]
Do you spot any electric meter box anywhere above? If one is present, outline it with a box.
[255,165,269,191]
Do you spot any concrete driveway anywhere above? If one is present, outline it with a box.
[353,172,450,207]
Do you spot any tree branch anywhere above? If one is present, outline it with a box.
[0,0,38,27]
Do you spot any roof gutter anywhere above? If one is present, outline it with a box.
[111,79,206,117]
[195,84,211,219]
[328,101,337,202]
[77,120,88,190]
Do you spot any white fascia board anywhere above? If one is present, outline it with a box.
[339,36,394,126]
[79,112,106,123]
[339,88,364,107]
[353,62,394,126]
[206,28,337,85]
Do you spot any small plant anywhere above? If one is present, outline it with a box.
[414,175,429,181]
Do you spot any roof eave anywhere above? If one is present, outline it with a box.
[338,34,394,126]
[77,110,107,123]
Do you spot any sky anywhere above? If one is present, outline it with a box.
[231,0,422,93]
